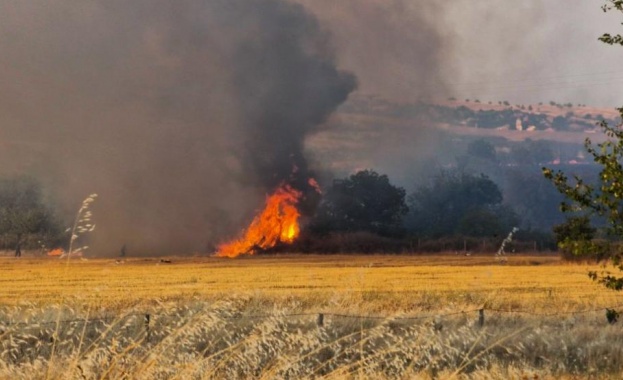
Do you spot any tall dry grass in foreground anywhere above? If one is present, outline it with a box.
[2,255,623,378]
[2,297,623,379]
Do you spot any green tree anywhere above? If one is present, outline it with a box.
[0,177,59,255]
[599,1,623,45]
[311,170,408,236]
[552,216,597,261]
[542,1,623,289]
[407,170,517,238]
[543,109,623,288]
[467,139,497,161]
[503,169,564,231]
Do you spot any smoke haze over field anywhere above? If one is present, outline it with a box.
[0,0,355,254]
[0,0,621,254]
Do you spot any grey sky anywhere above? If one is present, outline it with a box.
[446,1,623,106]
[299,0,623,106]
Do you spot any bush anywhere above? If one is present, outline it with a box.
[0,176,64,252]
[289,232,407,254]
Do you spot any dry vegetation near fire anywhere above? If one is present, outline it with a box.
[2,254,623,379]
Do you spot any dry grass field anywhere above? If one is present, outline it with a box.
[2,253,623,379]
[0,253,619,312]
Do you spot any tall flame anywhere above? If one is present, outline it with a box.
[215,184,302,258]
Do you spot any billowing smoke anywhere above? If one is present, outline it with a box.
[0,0,355,255]
[295,0,455,187]
[294,0,453,102]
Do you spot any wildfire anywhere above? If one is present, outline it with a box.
[216,184,302,258]
[47,248,64,257]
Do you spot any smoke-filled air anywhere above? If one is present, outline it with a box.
[1,0,622,256]
[0,0,356,255]
[6,2,623,378]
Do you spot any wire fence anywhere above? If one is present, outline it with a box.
[4,303,623,331]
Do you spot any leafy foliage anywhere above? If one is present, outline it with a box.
[311,170,408,237]
[551,216,601,261]
[606,308,620,323]
[543,107,623,287]
[407,170,518,238]
[0,176,60,249]
[543,3,623,288]
[599,1,623,46]
[502,169,564,231]
[553,216,596,248]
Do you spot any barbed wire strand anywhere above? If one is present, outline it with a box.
[3,304,623,329]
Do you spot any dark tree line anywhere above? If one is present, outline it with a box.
[406,171,517,239]
[1,169,551,256]
[308,169,523,248]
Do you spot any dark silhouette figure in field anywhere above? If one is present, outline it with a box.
[14,242,21,258]
[120,244,127,257]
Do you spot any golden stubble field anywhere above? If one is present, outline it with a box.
[2,253,621,314]
[4,253,623,379]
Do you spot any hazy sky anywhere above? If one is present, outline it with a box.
[298,0,623,106]
[445,1,623,107]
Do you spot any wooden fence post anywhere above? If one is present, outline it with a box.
[145,314,151,341]
[479,309,485,327]
[317,313,324,327]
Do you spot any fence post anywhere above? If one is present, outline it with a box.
[317,313,324,327]
[606,309,619,324]
[145,314,151,341]
[479,309,485,327]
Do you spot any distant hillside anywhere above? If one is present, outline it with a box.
[339,94,622,136]
[306,94,622,177]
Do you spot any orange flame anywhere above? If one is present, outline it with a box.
[216,184,302,258]
[47,248,64,256]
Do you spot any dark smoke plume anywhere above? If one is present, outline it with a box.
[0,0,355,255]
[295,0,455,187]
[294,0,452,102]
